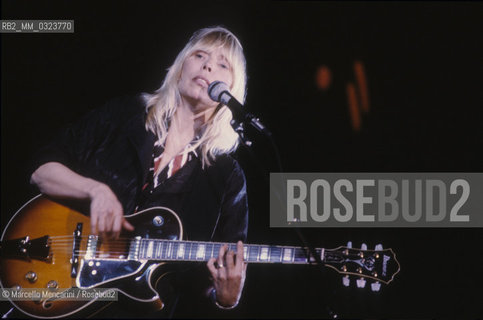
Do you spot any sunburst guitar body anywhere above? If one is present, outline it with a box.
[0,195,400,318]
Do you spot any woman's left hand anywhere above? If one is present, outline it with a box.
[207,241,247,308]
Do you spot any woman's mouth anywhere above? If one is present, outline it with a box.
[193,76,210,88]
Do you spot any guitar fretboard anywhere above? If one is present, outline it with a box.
[133,239,323,264]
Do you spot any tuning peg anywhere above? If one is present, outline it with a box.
[371,281,381,292]
[342,275,350,287]
[346,241,352,248]
[375,244,383,251]
[356,278,366,288]
[361,243,367,250]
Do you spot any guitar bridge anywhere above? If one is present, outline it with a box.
[70,223,83,278]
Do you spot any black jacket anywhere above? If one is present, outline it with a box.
[32,95,249,317]
[34,94,248,243]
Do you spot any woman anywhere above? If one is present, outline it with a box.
[31,26,249,316]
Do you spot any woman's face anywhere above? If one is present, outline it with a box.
[178,46,234,112]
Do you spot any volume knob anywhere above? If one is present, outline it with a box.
[47,280,58,289]
[25,271,37,283]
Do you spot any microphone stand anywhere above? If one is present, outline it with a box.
[210,80,338,317]
[233,118,337,317]
[231,118,328,274]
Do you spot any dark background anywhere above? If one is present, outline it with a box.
[1,1,482,318]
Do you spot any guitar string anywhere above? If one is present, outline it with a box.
[46,236,345,252]
[45,237,369,256]
[48,239,317,250]
[47,242,316,253]
[46,250,312,262]
[46,249,360,266]
[48,245,243,251]
[47,236,324,248]
[47,249,248,259]
[48,243,327,256]
[48,241,241,247]
[34,238,349,261]
[48,245,328,260]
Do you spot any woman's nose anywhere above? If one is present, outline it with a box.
[203,59,212,72]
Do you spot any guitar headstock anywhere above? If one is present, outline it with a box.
[323,242,400,291]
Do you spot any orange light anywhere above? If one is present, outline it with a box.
[316,65,332,91]
[316,60,370,132]
[347,83,361,131]
[354,61,370,112]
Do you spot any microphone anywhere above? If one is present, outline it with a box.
[208,81,270,136]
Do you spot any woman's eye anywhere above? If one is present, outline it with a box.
[220,63,228,69]
[195,53,203,58]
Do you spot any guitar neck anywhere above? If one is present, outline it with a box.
[132,238,323,264]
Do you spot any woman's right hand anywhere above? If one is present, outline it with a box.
[31,162,134,239]
[88,183,135,239]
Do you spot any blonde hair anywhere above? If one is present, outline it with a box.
[144,26,247,168]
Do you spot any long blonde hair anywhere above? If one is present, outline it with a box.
[144,26,247,168]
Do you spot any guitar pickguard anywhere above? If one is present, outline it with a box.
[77,259,143,288]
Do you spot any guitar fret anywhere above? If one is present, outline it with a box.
[151,241,156,259]
[185,242,191,260]
[213,243,221,260]
[155,241,160,259]
[260,247,269,261]
[161,241,166,259]
[140,240,146,259]
[282,247,294,263]
[177,242,185,259]
[189,242,194,260]
[270,247,281,263]
[196,244,206,260]
[155,241,161,259]
[205,243,212,260]
[190,243,197,260]
[146,241,153,258]
[248,246,258,262]
[138,240,143,259]
[171,241,179,260]
[162,241,168,259]
[146,240,151,259]
[206,243,210,260]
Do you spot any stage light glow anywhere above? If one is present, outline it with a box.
[316,65,332,90]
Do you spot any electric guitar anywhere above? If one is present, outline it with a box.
[0,195,400,318]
